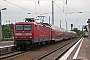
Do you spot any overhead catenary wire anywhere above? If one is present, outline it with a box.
[3,0,52,25]
[3,0,77,29]
[30,0,72,27]
[3,0,37,23]
[30,0,51,14]
[54,1,77,28]
[61,0,79,22]
[4,0,35,13]
[62,0,76,20]
[54,2,71,21]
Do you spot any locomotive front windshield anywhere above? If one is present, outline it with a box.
[24,25,32,30]
[16,25,23,30]
[16,24,32,30]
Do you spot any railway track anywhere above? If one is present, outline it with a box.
[3,37,80,60]
[0,51,28,60]
[36,38,81,60]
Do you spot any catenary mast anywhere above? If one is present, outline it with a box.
[52,0,54,25]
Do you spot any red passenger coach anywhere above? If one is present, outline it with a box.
[50,25,63,42]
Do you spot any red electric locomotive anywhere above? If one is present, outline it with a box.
[14,18,51,49]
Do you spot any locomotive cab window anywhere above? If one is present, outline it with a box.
[16,24,32,30]
[24,25,32,30]
[16,25,23,30]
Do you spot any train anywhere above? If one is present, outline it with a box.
[14,18,76,50]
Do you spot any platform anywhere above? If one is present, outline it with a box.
[0,41,14,55]
[0,41,14,47]
[59,38,90,60]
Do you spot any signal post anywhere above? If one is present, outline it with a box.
[87,18,90,38]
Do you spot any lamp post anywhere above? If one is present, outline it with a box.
[0,8,7,41]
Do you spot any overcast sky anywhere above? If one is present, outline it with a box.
[0,0,90,30]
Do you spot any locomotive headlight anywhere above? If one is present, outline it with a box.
[15,37,17,38]
[25,33,32,36]
[30,37,32,38]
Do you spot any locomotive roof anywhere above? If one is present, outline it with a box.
[15,22,37,25]
[15,22,51,26]
[50,24,63,31]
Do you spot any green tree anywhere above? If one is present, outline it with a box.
[2,25,13,38]
[72,28,81,36]
[9,23,14,35]
[9,23,14,30]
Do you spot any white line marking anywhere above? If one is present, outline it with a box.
[59,38,82,60]
[0,45,14,49]
[0,41,13,43]
[73,38,84,59]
